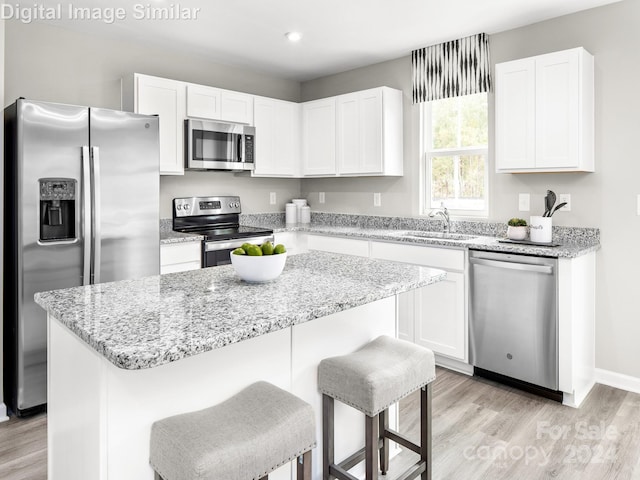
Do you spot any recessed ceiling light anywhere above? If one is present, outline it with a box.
[285,31,302,43]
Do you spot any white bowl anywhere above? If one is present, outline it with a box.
[230,252,287,283]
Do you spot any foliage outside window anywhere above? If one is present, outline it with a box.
[422,93,488,216]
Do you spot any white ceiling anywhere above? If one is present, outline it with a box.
[40,0,621,81]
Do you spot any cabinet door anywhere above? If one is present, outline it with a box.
[306,234,368,257]
[495,58,535,172]
[535,50,580,169]
[336,93,360,174]
[415,271,466,360]
[253,97,300,176]
[136,75,186,175]
[220,90,254,125]
[337,89,384,175]
[302,98,336,176]
[186,84,221,120]
[160,242,201,274]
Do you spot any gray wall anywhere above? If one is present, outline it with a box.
[300,0,640,378]
[3,21,303,217]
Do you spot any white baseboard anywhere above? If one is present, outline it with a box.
[595,368,640,395]
[0,402,9,423]
[435,354,474,376]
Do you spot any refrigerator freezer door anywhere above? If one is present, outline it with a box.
[14,100,89,413]
[89,109,160,282]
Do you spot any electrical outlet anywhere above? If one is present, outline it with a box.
[269,192,276,205]
[558,194,571,212]
[518,193,530,212]
[374,193,381,207]
[319,192,325,204]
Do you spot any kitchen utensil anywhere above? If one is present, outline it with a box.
[544,190,557,217]
[549,202,567,217]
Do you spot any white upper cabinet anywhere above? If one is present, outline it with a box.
[302,97,337,176]
[133,74,186,176]
[186,84,254,125]
[337,87,403,176]
[252,96,301,177]
[495,47,594,173]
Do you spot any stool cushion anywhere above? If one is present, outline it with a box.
[318,335,436,416]
[150,381,316,480]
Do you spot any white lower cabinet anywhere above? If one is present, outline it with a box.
[369,241,467,362]
[306,234,369,257]
[160,242,201,274]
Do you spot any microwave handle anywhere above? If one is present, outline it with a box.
[237,135,242,162]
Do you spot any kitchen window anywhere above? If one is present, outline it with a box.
[421,93,488,217]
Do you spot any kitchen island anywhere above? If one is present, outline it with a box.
[35,251,445,480]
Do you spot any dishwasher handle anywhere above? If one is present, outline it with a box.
[470,257,554,274]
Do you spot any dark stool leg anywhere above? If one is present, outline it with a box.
[379,408,389,474]
[297,450,312,480]
[323,394,334,480]
[421,384,433,480]
[365,414,379,480]
[259,476,268,480]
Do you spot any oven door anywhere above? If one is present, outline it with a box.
[203,235,275,267]
[186,119,255,171]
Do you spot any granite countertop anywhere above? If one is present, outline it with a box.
[159,214,600,258]
[35,251,446,370]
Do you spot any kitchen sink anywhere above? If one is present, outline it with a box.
[402,231,478,241]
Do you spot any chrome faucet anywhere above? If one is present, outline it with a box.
[428,206,450,233]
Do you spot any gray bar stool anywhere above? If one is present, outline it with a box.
[318,335,436,480]
[150,381,316,480]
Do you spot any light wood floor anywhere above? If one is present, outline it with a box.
[1,367,639,479]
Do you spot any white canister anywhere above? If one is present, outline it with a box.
[285,203,297,224]
[300,205,311,224]
[529,216,552,243]
[291,199,307,222]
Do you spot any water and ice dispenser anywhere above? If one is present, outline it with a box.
[39,178,77,242]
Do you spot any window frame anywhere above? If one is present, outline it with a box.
[420,95,489,218]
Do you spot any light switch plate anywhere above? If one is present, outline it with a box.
[518,193,530,211]
[374,193,381,207]
[319,192,325,204]
[269,192,276,205]
[558,194,571,212]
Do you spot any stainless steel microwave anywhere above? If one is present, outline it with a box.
[185,119,255,171]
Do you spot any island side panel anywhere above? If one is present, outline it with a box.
[48,317,108,479]
[291,296,397,480]
[48,315,293,480]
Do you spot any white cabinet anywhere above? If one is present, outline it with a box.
[186,84,254,125]
[306,234,369,257]
[370,241,467,361]
[132,74,186,175]
[337,87,403,176]
[302,98,337,176]
[274,231,307,256]
[160,242,201,274]
[495,47,594,173]
[252,97,301,177]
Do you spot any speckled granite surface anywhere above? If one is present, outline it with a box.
[35,252,446,370]
[240,212,600,259]
[160,213,600,257]
[160,218,203,244]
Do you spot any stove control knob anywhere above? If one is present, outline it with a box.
[235,202,240,208]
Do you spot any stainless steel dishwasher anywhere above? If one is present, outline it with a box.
[469,250,559,396]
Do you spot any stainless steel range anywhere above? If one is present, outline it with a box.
[172,196,274,267]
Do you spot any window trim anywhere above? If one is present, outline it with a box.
[420,96,489,218]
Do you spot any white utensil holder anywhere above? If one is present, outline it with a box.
[529,216,552,243]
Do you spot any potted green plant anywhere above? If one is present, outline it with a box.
[507,218,528,240]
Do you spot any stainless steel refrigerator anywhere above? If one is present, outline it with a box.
[3,99,160,416]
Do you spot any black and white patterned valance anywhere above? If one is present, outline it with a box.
[412,33,492,103]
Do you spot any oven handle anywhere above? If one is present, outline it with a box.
[469,257,554,274]
[204,235,274,252]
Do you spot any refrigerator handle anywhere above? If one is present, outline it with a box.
[82,146,92,286]
[90,146,102,284]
